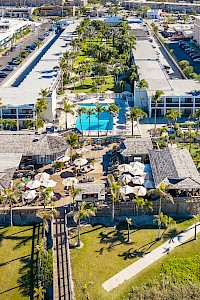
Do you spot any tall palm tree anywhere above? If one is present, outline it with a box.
[73,202,96,247]
[86,107,94,136]
[69,185,82,206]
[62,99,74,130]
[37,208,59,238]
[35,237,48,288]
[154,212,175,240]
[190,108,200,131]
[132,196,144,218]
[126,217,132,243]
[38,187,54,210]
[165,109,182,125]
[130,106,147,136]
[107,104,119,135]
[193,215,200,240]
[137,79,149,110]
[143,199,153,215]
[149,182,174,239]
[95,104,105,137]
[35,97,48,120]
[65,133,79,164]
[34,286,46,300]
[5,188,18,227]
[108,174,121,224]
[39,88,49,98]
[152,90,164,129]
[77,106,86,136]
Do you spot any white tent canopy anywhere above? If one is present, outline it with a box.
[132,186,147,196]
[26,180,41,190]
[120,185,134,195]
[130,162,145,170]
[35,172,50,182]
[130,167,144,177]
[76,148,89,155]
[119,174,133,183]
[42,180,57,188]
[74,158,88,167]
[24,190,37,200]
[62,177,79,187]
[132,176,144,186]
[118,164,132,173]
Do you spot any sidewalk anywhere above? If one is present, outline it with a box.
[102,222,200,292]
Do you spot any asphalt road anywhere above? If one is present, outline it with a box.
[0,22,52,77]
[166,41,200,75]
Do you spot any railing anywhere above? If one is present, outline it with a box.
[18,114,34,119]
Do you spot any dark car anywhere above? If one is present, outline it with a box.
[0,72,8,78]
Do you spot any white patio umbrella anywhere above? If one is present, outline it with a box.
[119,174,133,183]
[56,156,70,162]
[74,158,88,167]
[118,164,132,173]
[62,177,79,187]
[120,185,134,195]
[42,179,57,188]
[130,167,144,176]
[144,180,155,189]
[35,172,50,182]
[130,162,145,170]
[76,148,89,155]
[132,186,147,196]
[24,190,37,200]
[26,180,41,190]
[132,176,144,185]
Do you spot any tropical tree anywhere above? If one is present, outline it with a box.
[69,185,82,206]
[73,202,96,247]
[86,107,94,136]
[193,215,200,240]
[35,97,48,120]
[95,104,105,137]
[154,213,176,240]
[143,199,153,215]
[190,108,200,131]
[132,196,144,218]
[108,174,121,224]
[35,237,48,288]
[5,188,18,226]
[137,79,149,110]
[65,132,79,163]
[37,208,59,238]
[130,106,147,136]
[62,99,74,130]
[107,104,119,135]
[34,286,46,300]
[77,106,86,135]
[38,187,54,210]
[165,109,182,125]
[152,90,164,129]
[126,217,132,243]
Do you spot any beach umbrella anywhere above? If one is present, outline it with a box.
[76,148,89,155]
[130,167,144,176]
[119,174,133,183]
[74,158,88,167]
[132,186,147,196]
[56,156,70,162]
[42,179,57,188]
[35,172,50,182]
[132,176,144,185]
[26,180,41,190]
[24,190,37,200]
[120,185,134,195]
[118,164,132,173]
[62,177,78,187]
[130,162,145,170]
[144,180,155,189]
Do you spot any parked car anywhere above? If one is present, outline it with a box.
[12,60,20,65]
[0,72,8,78]
[192,55,200,60]
[193,58,200,62]
[3,65,15,71]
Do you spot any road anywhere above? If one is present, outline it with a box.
[0,22,52,77]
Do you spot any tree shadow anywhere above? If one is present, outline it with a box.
[162,228,179,240]
[97,228,127,251]
[0,227,8,246]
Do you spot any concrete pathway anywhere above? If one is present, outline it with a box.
[102,222,200,292]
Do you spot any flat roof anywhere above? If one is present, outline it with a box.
[132,40,157,60]
[0,18,28,42]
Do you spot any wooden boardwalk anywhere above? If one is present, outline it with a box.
[53,217,73,300]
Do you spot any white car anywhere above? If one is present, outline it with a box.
[4,65,15,71]
[193,58,200,62]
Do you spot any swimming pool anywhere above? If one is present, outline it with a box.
[76,104,113,131]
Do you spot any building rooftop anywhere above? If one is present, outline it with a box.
[0,132,67,156]
[121,138,153,156]
[0,153,22,190]
[149,147,200,188]
[0,18,28,42]
[74,183,105,201]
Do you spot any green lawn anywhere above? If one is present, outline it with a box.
[0,225,41,300]
[70,219,195,300]
[72,76,121,94]
[74,50,94,67]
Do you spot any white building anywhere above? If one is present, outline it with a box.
[147,9,162,19]
[194,16,200,46]
[133,39,200,118]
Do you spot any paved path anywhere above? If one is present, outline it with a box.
[102,222,200,292]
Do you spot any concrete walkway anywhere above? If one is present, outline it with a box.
[102,222,200,292]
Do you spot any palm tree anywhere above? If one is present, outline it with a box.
[86,108,94,136]
[62,99,74,130]
[77,106,86,136]
[39,88,49,98]
[148,182,174,239]
[37,208,59,238]
[5,188,18,226]
[132,196,144,218]
[38,187,54,210]
[35,237,48,288]
[8,119,17,130]
[152,90,164,129]
[107,104,119,135]
[193,215,200,240]
[143,199,153,215]
[126,217,132,243]
[66,133,79,164]
[154,213,176,240]
[69,185,82,206]
[35,97,48,120]
[137,79,149,110]
[108,174,121,224]
[34,286,46,300]
[95,104,105,137]
[165,109,182,125]
[73,202,96,247]
[190,108,200,132]
[130,107,147,136]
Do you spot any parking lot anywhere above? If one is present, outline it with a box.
[167,41,200,74]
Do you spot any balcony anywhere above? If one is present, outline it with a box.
[2,114,17,119]
[18,114,34,119]
[180,103,193,107]
[151,103,164,107]
[166,103,179,107]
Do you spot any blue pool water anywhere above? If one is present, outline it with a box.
[76,104,113,131]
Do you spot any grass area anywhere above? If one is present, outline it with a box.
[72,76,121,94]
[74,50,94,67]
[70,219,195,300]
[0,224,41,300]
